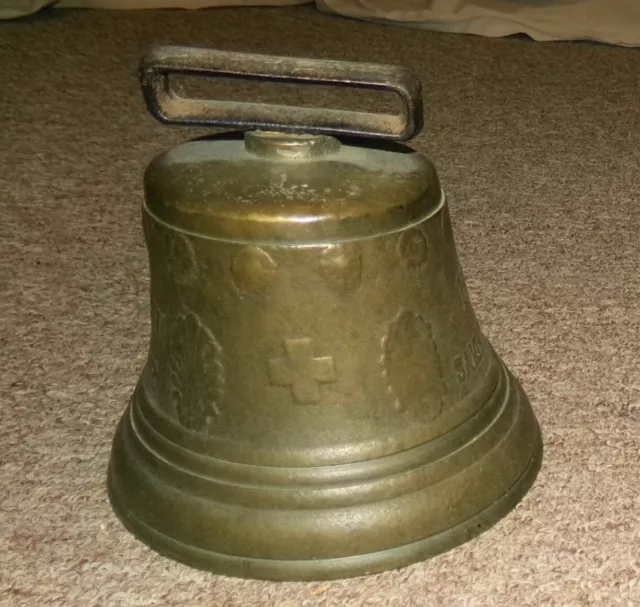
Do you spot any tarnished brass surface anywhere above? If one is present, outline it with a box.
[107,46,543,581]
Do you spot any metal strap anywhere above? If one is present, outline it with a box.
[139,46,424,141]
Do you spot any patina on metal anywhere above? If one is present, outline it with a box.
[107,46,543,582]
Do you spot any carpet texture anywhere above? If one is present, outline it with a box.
[1,6,639,605]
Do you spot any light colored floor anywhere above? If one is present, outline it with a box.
[2,6,639,605]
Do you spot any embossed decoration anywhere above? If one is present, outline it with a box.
[147,306,167,397]
[166,232,198,285]
[168,311,225,431]
[381,310,446,419]
[267,338,337,404]
[456,269,472,313]
[453,331,486,386]
[231,246,277,292]
[319,245,362,292]
[398,227,429,268]
[441,209,455,245]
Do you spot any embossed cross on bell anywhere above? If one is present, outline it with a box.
[107,46,543,582]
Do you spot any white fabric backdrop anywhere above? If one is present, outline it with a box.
[3,0,640,47]
[317,0,640,47]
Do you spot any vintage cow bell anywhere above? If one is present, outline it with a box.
[107,46,543,581]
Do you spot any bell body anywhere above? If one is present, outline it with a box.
[108,131,542,581]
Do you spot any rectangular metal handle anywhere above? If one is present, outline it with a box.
[139,46,424,141]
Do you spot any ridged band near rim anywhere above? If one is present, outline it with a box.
[107,433,542,581]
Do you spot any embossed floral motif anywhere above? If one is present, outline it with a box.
[166,232,199,286]
[455,269,472,314]
[440,208,456,246]
[319,245,362,292]
[146,306,167,397]
[381,310,446,420]
[168,311,225,432]
[231,246,277,293]
[398,227,429,269]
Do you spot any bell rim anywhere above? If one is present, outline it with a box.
[106,426,542,582]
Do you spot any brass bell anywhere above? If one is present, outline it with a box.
[107,46,543,581]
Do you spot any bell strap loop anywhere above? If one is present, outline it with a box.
[139,45,423,142]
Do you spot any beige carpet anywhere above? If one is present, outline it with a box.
[2,5,639,605]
